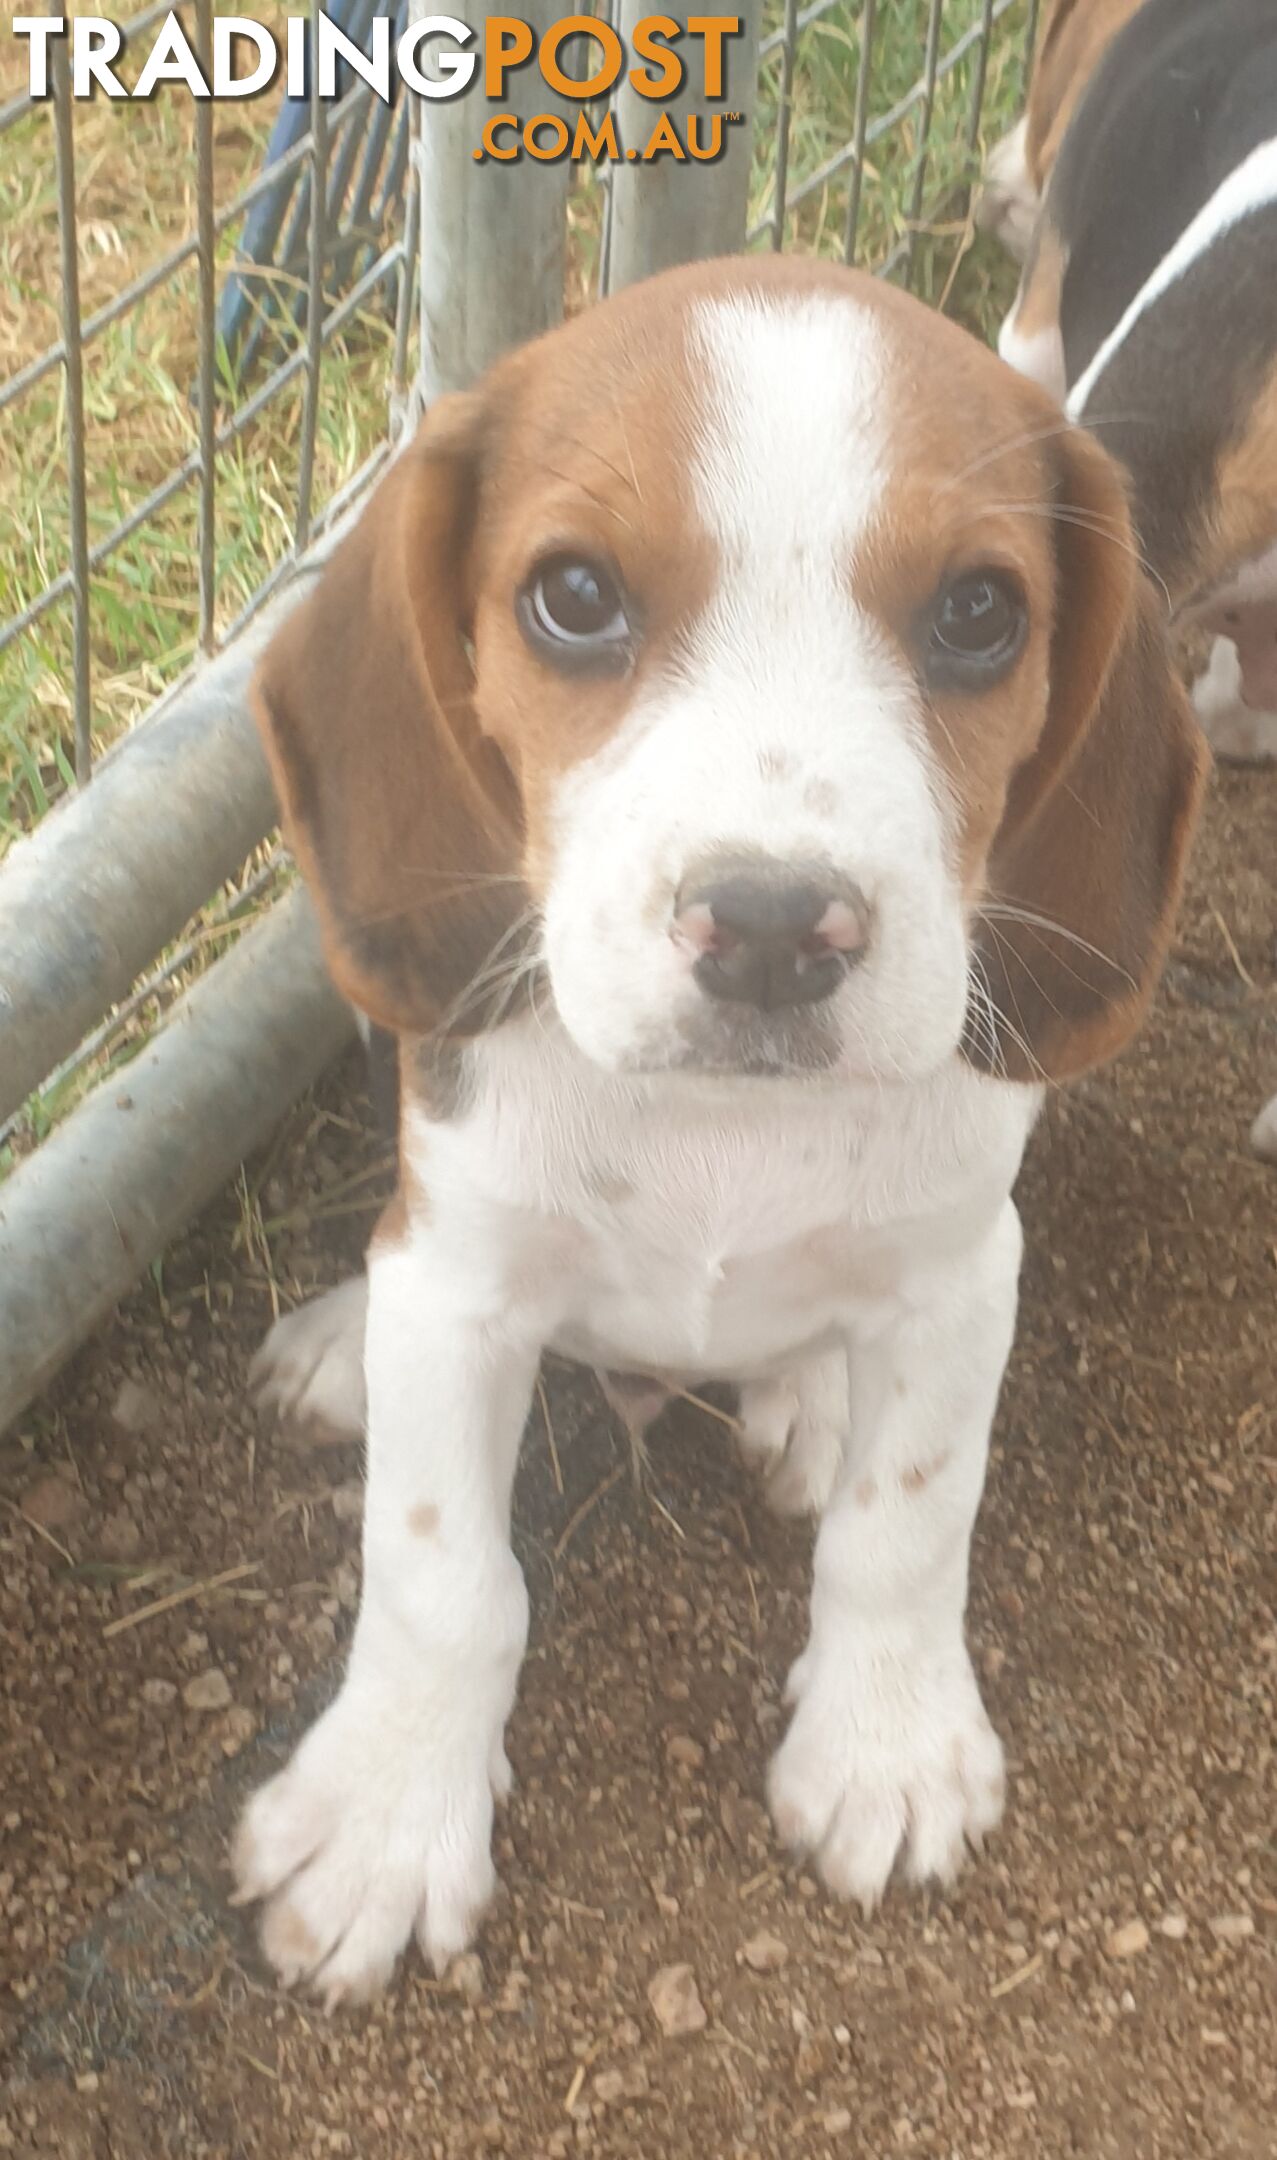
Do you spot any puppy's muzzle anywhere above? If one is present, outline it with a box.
[674,856,871,1013]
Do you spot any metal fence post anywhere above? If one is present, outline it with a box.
[416,2,571,396]
[0,889,353,1436]
[606,4,761,292]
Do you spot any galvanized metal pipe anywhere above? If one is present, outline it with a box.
[0,610,278,1127]
[0,460,386,1135]
[606,4,761,292]
[415,0,570,396]
[0,888,355,1438]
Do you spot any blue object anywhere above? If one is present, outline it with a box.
[217,2,411,378]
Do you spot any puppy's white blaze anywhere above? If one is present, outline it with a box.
[688,294,890,562]
[543,293,969,1081]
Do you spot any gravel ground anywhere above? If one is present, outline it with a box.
[1,765,1274,2159]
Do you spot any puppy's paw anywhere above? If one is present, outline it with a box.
[768,1645,1004,1910]
[232,1686,505,2005]
[250,1277,369,1442]
[1191,636,1277,763]
[1252,1092,1277,1163]
[737,1351,848,1516]
[975,119,1038,262]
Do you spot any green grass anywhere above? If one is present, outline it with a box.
[0,0,402,851]
[752,0,1030,326]
[0,0,1033,1161]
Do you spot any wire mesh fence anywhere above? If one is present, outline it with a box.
[0,0,418,806]
[0,0,1037,1426]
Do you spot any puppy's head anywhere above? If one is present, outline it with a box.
[254,257,1206,1087]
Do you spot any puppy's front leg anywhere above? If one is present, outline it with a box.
[234,1220,540,2004]
[770,1201,1021,1909]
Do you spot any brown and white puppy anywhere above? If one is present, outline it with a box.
[234,256,1205,2004]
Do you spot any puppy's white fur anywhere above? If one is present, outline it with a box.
[977,117,1040,263]
[245,1022,1034,1999]
[1190,634,1277,765]
[546,297,968,1084]
[249,1276,369,1440]
[238,294,1040,2001]
[1253,1092,1277,1161]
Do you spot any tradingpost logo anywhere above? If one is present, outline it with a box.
[13,14,747,165]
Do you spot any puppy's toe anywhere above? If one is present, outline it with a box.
[1252,1092,1277,1162]
[251,1277,369,1441]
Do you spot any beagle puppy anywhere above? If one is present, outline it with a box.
[233,255,1206,2004]
[987,0,1277,1158]
[993,0,1277,767]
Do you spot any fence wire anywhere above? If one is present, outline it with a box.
[1,0,418,800]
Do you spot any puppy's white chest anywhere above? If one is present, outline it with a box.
[559,1137,882,1375]
[413,1022,1034,1381]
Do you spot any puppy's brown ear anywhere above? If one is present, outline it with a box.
[251,396,529,1037]
[967,421,1208,1084]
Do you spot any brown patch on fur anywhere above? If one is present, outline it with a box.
[1190,358,1277,609]
[854,1477,877,1508]
[1011,220,1067,342]
[901,1452,951,1495]
[583,1167,635,1206]
[1025,0,1147,192]
[251,393,532,1039]
[269,1908,320,1965]
[407,1501,440,1539]
[802,778,840,818]
[848,287,1206,1081]
[369,1190,409,1254]
[410,1037,473,1123]
[391,1074,432,1230]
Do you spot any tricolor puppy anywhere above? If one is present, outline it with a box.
[234,256,1205,2004]
[988,0,1277,1158]
[994,0,1277,767]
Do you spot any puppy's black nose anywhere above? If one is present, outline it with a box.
[674,863,870,1012]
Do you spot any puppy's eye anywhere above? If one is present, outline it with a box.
[519,554,631,669]
[922,570,1026,687]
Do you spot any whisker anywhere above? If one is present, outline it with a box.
[981,918,1060,1082]
[979,497,1172,611]
[965,950,1009,1082]
[939,410,1158,494]
[423,906,542,1042]
[501,451,636,531]
[610,391,644,508]
[502,421,648,507]
[980,902,1134,988]
[987,913,1121,1004]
